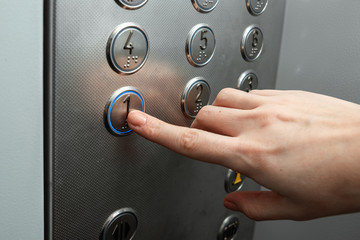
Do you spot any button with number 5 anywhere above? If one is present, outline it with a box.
[107,23,149,74]
[104,87,145,136]
[186,24,216,67]
[181,77,211,119]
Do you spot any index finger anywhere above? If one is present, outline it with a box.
[127,110,250,174]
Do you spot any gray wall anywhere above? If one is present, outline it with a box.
[254,1,360,239]
[0,1,44,240]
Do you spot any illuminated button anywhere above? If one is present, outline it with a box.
[115,0,148,10]
[104,86,145,136]
[241,25,263,62]
[237,70,259,92]
[181,77,211,119]
[246,0,268,16]
[107,23,149,74]
[225,169,246,193]
[186,24,216,67]
[191,0,219,13]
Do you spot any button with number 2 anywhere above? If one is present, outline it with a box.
[107,23,149,74]
[181,77,211,119]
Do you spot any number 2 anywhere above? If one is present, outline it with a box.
[195,83,203,103]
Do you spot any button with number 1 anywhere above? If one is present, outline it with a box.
[104,86,145,136]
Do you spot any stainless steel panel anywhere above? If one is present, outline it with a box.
[45,1,286,239]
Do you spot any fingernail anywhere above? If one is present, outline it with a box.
[128,111,147,127]
[224,200,239,211]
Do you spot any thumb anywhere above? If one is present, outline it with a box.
[224,191,304,221]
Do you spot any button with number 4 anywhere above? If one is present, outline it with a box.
[186,24,216,67]
[107,23,149,74]
[104,87,145,136]
[181,77,211,119]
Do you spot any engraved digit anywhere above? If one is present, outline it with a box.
[195,83,204,103]
[247,76,253,92]
[200,30,208,50]
[124,30,134,55]
[252,30,259,48]
[123,95,131,120]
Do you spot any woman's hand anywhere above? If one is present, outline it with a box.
[127,89,360,221]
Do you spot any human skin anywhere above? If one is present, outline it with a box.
[127,88,360,221]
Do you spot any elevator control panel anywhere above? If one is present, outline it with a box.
[46,0,286,239]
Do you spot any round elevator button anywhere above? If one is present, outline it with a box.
[181,77,211,119]
[115,0,148,10]
[191,0,219,13]
[100,208,138,240]
[225,169,246,193]
[218,215,240,240]
[246,0,268,16]
[237,70,259,92]
[186,24,216,67]
[104,86,145,136]
[241,25,263,62]
[107,23,149,74]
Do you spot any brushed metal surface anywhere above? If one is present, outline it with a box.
[45,0,286,239]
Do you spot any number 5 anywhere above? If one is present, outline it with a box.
[200,30,208,50]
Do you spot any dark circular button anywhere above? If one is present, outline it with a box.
[225,169,246,193]
[218,215,240,240]
[100,208,138,240]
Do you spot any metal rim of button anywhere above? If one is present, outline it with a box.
[106,23,149,74]
[186,23,216,67]
[241,25,263,62]
[191,0,219,13]
[246,0,268,16]
[225,169,246,193]
[100,208,138,240]
[181,77,211,119]
[217,215,240,240]
[104,86,145,136]
[115,0,148,10]
[237,70,259,92]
